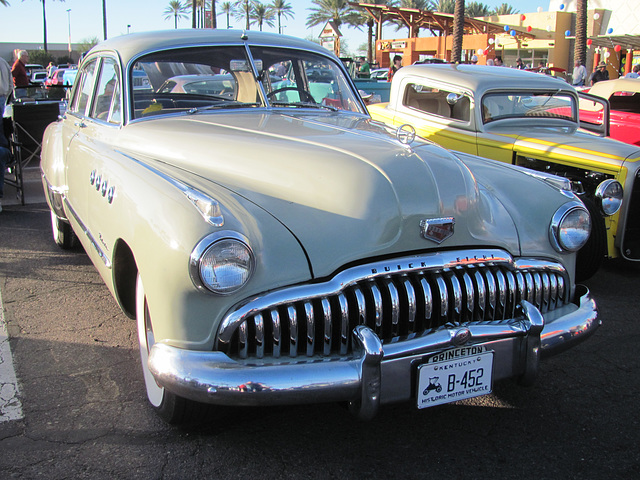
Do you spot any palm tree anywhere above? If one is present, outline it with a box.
[492,3,518,15]
[269,0,294,34]
[451,0,464,63]
[210,0,217,28]
[235,0,253,30]
[465,1,490,17]
[574,0,587,69]
[102,0,107,40]
[306,0,354,29]
[164,1,189,29]
[431,0,455,13]
[351,0,393,63]
[250,1,275,31]
[1,0,10,6]
[28,0,66,52]
[392,0,429,37]
[219,1,235,28]
[191,0,197,27]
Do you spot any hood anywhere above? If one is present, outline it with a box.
[500,126,640,169]
[118,112,531,278]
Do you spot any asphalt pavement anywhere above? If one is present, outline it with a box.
[0,197,639,479]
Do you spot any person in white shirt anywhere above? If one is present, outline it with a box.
[572,60,588,87]
[625,64,640,79]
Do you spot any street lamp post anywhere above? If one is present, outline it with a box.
[127,25,131,34]
[66,9,72,54]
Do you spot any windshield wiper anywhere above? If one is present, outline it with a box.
[270,101,339,112]
[187,102,261,114]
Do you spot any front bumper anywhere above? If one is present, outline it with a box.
[148,285,598,419]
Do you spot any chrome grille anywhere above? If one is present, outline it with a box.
[217,250,569,359]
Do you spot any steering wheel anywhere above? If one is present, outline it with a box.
[267,86,315,104]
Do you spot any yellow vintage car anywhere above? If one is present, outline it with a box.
[368,64,635,280]
[41,31,599,424]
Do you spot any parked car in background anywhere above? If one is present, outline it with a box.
[580,78,640,147]
[30,69,48,84]
[61,69,77,87]
[370,68,389,81]
[44,68,67,88]
[157,74,235,97]
[368,64,636,280]
[41,30,599,425]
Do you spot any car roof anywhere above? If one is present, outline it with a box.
[589,78,640,98]
[87,29,336,68]
[394,64,573,94]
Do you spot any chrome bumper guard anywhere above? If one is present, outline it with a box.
[148,285,598,419]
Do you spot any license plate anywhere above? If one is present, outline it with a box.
[417,346,493,409]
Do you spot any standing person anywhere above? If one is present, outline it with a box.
[11,50,29,88]
[572,60,588,86]
[591,61,609,85]
[0,56,12,115]
[624,64,640,78]
[470,55,478,65]
[388,55,402,82]
[0,56,12,212]
[494,56,504,66]
[359,58,370,78]
[515,57,525,69]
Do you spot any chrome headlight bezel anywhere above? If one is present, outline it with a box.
[549,202,592,253]
[189,231,255,295]
[595,179,623,216]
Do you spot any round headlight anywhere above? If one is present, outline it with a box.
[550,203,591,252]
[191,233,254,294]
[595,179,623,216]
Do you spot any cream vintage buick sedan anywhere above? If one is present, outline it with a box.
[42,30,599,424]
[368,64,636,281]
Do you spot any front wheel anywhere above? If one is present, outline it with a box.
[136,273,203,424]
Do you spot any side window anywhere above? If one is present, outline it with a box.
[70,59,98,116]
[90,58,121,125]
[403,83,470,122]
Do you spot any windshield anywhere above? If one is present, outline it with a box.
[481,91,577,124]
[130,45,364,119]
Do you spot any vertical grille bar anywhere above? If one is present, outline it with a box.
[305,302,314,357]
[254,313,264,359]
[403,278,417,333]
[238,321,248,359]
[271,309,281,358]
[524,272,534,303]
[288,305,298,357]
[505,271,517,319]
[435,276,448,323]
[549,274,558,310]
[541,273,550,313]
[475,270,486,321]
[383,278,400,337]
[484,270,497,318]
[461,272,474,322]
[447,271,462,322]
[354,287,367,326]
[370,283,383,333]
[338,293,349,355]
[419,277,433,324]
[494,269,507,320]
[533,273,542,308]
[321,298,332,356]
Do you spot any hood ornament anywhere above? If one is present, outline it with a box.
[420,217,455,244]
[395,124,415,145]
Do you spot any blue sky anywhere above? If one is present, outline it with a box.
[2,0,546,55]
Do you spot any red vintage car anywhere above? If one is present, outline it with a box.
[580,78,640,146]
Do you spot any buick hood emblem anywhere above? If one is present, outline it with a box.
[420,217,455,244]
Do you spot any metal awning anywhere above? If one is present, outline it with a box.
[587,35,640,52]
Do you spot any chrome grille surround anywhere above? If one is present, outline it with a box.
[216,249,570,360]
